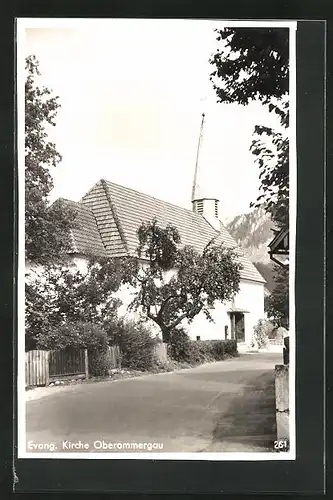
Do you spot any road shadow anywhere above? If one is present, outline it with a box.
[211,371,277,452]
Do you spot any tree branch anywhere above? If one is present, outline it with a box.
[147,308,157,322]
[167,303,204,331]
[157,294,175,320]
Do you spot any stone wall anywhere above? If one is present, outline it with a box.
[275,364,289,441]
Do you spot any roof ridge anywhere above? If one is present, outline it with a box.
[56,196,77,203]
[58,198,93,211]
[101,179,129,255]
[79,180,105,204]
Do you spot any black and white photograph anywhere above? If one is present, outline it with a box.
[17,18,296,459]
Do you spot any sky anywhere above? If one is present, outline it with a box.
[22,19,283,222]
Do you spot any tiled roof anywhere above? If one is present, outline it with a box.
[65,179,265,283]
[80,181,127,257]
[59,199,108,258]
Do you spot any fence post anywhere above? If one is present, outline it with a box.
[84,349,89,379]
[116,345,121,368]
[45,351,50,386]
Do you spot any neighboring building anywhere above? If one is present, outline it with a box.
[268,226,289,268]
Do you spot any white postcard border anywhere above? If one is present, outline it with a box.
[17,18,297,461]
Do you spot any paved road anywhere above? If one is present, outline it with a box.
[25,352,280,454]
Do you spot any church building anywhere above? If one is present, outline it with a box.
[57,114,265,347]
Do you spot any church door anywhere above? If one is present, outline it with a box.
[230,312,245,342]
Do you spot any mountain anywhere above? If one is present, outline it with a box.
[226,207,276,292]
[251,261,275,292]
[226,207,274,263]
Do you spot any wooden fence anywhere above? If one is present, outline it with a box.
[107,345,121,369]
[26,348,88,387]
[49,347,88,380]
[26,342,169,387]
[25,350,50,387]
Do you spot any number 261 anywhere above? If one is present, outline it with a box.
[274,440,288,450]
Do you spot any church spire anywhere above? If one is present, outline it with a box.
[191,112,205,202]
[191,112,221,230]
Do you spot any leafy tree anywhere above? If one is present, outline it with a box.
[209,28,289,105]
[209,28,289,229]
[266,265,289,328]
[210,28,290,327]
[35,321,109,352]
[250,122,289,227]
[121,219,242,343]
[251,319,271,349]
[25,55,76,264]
[25,260,123,350]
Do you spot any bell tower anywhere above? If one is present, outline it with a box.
[191,113,220,231]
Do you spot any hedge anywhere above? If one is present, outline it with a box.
[168,329,238,364]
[105,318,158,371]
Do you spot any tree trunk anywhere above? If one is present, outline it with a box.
[160,325,171,344]
[147,313,172,344]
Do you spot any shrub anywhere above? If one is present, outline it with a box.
[88,347,109,377]
[168,328,193,363]
[168,330,215,365]
[251,319,270,349]
[35,321,108,351]
[25,264,122,352]
[187,341,208,365]
[221,339,238,357]
[201,339,238,359]
[168,331,238,364]
[105,318,157,371]
[203,340,225,360]
[81,323,109,376]
[36,322,110,377]
[270,326,288,344]
[265,321,276,338]
[196,341,216,362]
[152,359,176,373]
[35,323,81,351]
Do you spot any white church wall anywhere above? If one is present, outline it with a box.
[233,280,265,345]
[183,279,265,344]
[116,283,162,338]
[115,278,265,346]
[183,301,230,341]
[25,255,265,346]
[25,255,89,277]
[72,256,89,273]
